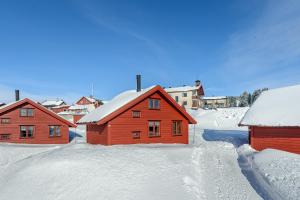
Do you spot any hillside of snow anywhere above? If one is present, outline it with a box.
[188,107,248,131]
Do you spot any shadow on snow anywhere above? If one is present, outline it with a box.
[202,129,276,200]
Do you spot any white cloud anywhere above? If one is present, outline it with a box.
[221,0,300,88]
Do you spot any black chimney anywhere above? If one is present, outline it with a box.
[136,74,141,92]
[15,89,20,101]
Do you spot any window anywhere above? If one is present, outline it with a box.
[148,121,160,137]
[148,99,160,109]
[182,93,187,97]
[132,111,141,118]
[20,126,34,138]
[175,96,179,102]
[132,131,140,139]
[183,101,187,106]
[172,121,182,135]
[20,108,34,117]
[0,134,10,140]
[0,118,10,124]
[49,126,61,137]
[192,90,197,95]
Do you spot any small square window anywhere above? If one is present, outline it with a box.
[20,109,27,117]
[175,96,179,102]
[182,93,187,97]
[148,99,160,109]
[132,131,140,139]
[132,111,141,118]
[1,118,10,124]
[0,134,10,140]
[49,126,61,137]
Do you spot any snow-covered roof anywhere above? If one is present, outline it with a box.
[52,105,70,109]
[68,104,95,112]
[41,100,65,107]
[240,84,300,127]
[202,96,227,100]
[0,100,23,110]
[164,85,201,93]
[85,96,96,103]
[78,86,155,123]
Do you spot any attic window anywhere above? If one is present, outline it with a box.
[20,108,34,117]
[148,99,160,109]
[132,111,141,118]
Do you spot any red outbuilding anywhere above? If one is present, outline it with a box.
[0,98,76,144]
[78,85,197,145]
[239,85,300,154]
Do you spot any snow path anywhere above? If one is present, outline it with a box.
[190,128,262,200]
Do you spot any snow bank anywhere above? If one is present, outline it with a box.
[253,149,300,200]
[188,107,248,131]
[0,143,199,200]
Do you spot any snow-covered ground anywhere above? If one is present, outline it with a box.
[188,107,249,131]
[0,107,299,200]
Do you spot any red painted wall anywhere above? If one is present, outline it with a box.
[73,114,84,123]
[0,103,69,144]
[86,124,108,145]
[250,126,300,154]
[76,97,93,105]
[86,91,189,145]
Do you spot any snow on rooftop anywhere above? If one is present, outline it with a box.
[85,96,96,103]
[78,86,155,123]
[240,84,300,127]
[0,99,23,110]
[164,85,200,93]
[41,100,65,106]
[68,104,95,112]
[202,96,227,100]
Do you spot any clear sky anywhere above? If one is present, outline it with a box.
[1,0,300,103]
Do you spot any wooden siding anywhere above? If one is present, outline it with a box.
[76,97,93,105]
[0,102,69,144]
[86,91,189,145]
[250,126,300,154]
[73,114,84,123]
[86,124,108,145]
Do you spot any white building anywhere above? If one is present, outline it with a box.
[202,96,229,108]
[165,80,204,109]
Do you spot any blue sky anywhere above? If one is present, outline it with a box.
[1,0,300,103]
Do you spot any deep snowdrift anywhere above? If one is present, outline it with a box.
[252,149,300,200]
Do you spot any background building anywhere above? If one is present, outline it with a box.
[165,80,204,109]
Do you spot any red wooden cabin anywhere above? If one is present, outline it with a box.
[0,98,76,144]
[76,96,101,108]
[239,85,300,154]
[78,85,197,145]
